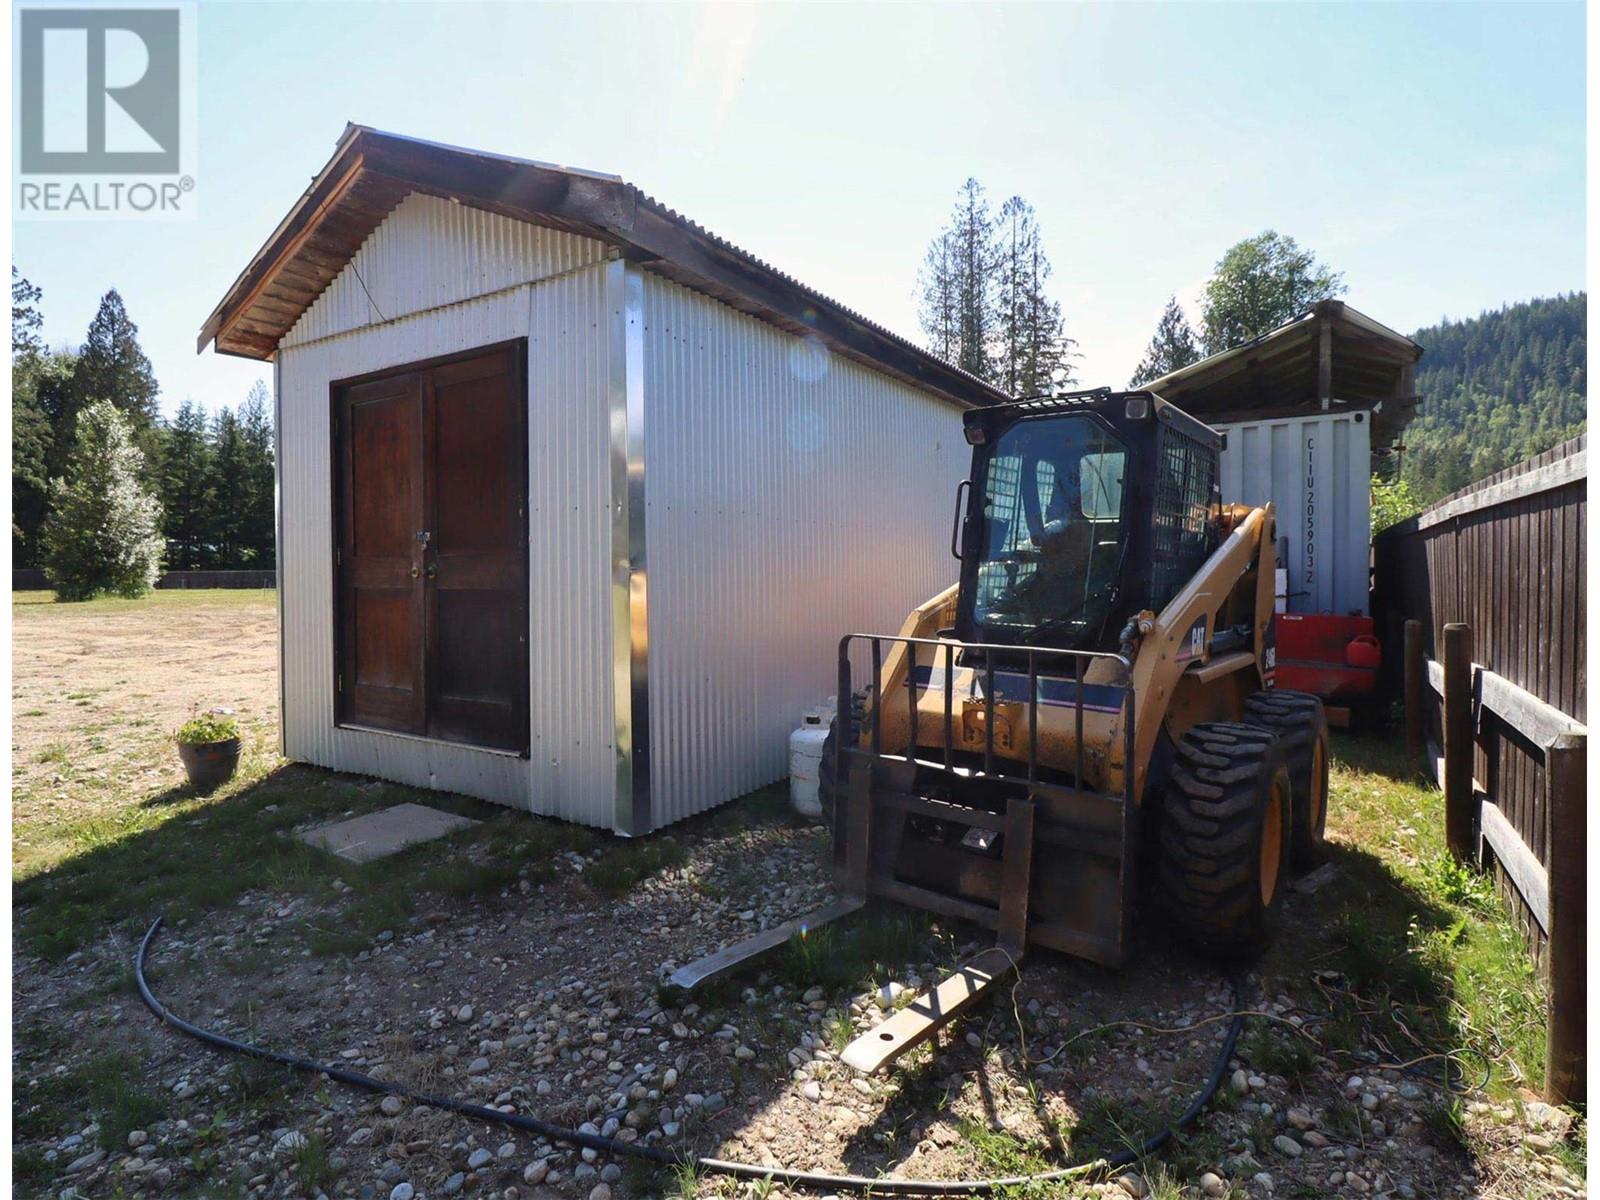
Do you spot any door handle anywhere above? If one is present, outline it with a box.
[425,563,437,580]
[409,565,420,579]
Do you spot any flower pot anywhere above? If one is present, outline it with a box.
[177,737,241,792]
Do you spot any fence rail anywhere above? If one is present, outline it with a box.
[1375,433,1586,1105]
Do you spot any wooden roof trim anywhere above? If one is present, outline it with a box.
[198,145,368,353]
[201,126,1010,409]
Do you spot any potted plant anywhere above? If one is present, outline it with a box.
[176,709,242,792]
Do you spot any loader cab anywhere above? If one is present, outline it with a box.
[954,390,1223,654]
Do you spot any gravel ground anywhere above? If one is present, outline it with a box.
[13,804,1586,1200]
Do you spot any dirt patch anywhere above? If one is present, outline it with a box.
[13,591,278,855]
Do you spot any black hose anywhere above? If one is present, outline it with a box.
[135,916,1246,1195]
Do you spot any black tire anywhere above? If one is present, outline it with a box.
[1243,690,1330,868]
[1158,721,1293,958]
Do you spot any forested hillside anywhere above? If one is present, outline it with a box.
[1398,293,1586,503]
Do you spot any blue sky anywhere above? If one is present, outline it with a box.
[13,0,1586,418]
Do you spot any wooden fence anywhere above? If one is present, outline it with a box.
[1373,433,1586,1104]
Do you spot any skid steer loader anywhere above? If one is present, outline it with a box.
[669,389,1329,1073]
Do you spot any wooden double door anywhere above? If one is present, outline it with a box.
[333,342,529,754]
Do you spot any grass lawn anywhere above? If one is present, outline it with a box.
[11,587,765,965]
[12,588,1571,1196]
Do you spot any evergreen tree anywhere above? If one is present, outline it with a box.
[1398,293,1586,503]
[12,269,52,564]
[917,232,959,365]
[41,400,164,600]
[950,178,996,381]
[13,353,72,566]
[918,184,1076,393]
[57,289,161,479]
[1199,231,1345,353]
[238,381,276,566]
[160,400,214,569]
[994,198,1076,394]
[207,407,248,566]
[13,267,44,357]
[1130,296,1203,386]
[1015,240,1077,393]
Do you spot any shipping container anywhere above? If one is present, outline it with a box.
[1213,409,1373,617]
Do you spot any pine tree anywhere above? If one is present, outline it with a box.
[41,400,164,600]
[951,178,996,381]
[917,232,959,365]
[1399,293,1586,503]
[207,407,248,567]
[1199,231,1345,354]
[13,267,44,357]
[58,289,161,479]
[238,380,276,566]
[160,400,213,569]
[1014,239,1077,393]
[1130,296,1203,386]
[12,270,53,564]
[13,354,72,566]
[920,185,1075,393]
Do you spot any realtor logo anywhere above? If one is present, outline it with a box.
[15,3,197,219]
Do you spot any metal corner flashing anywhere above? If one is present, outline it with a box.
[608,260,651,834]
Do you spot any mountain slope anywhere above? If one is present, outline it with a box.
[1398,292,1585,503]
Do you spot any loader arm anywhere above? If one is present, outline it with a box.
[1126,503,1277,800]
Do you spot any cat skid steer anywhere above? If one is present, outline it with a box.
[668,390,1329,1074]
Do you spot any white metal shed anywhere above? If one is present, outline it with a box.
[199,126,1006,834]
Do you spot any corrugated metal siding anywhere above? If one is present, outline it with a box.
[1215,411,1371,615]
[277,266,617,822]
[282,193,609,349]
[639,272,969,828]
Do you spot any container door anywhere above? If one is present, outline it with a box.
[336,370,428,735]
[424,346,529,752]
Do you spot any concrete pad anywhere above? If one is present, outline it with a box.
[299,802,480,863]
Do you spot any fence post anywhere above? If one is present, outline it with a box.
[1404,619,1425,757]
[1442,623,1475,863]
[1545,732,1586,1105]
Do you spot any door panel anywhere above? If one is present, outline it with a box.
[334,343,528,754]
[337,373,426,734]
[426,347,528,750]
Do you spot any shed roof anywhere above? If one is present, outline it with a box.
[199,125,1009,410]
[1145,300,1423,447]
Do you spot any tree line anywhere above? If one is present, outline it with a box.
[1395,292,1586,504]
[916,181,1079,394]
[12,271,275,597]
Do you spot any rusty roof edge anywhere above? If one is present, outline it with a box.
[198,126,1011,409]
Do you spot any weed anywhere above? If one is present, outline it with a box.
[1067,1093,1146,1162]
[823,1011,856,1054]
[779,905,927,992]
[1419,851,1498,914]
[1420,1097,1472,1156]
[290,1130,334,1192]
[13,1146,52,1189]
[14,1052,167,1149]
[583,837,688,898]
[670,1157,702,1200]
[958,1118,1052,1176]
[1238,1025,1315,1085]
